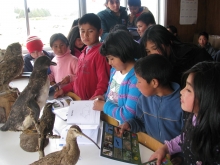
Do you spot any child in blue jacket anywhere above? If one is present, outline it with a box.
[117,54,183,143]
[93,30,144,124]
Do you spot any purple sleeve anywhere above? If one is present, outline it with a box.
[165,135,182,155]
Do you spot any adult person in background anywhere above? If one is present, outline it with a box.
[198,31,216,59]
[135,12,156,43]
[97,0,127,42]
[140,25,213,85]
[67,26,86,58]
[23,35,54,72]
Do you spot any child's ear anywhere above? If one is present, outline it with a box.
[99,29,103,37]
[151,79,159,88]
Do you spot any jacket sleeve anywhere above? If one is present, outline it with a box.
[97,12,110,41]
[62,82,74,94]
[103,77,141,123]
[126,97,146,133]
[91,54,110,98]
[23,55,33,72]
[165,135,182,155]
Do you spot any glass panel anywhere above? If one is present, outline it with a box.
[0,0,26,49]
[141,0,158,23]
[86,0,105,14]
[0,0,79,51]
[27,0,79,50]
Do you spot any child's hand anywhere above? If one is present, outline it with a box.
[54,89,64,98]
[93,100,105,111]
[60,75,70,85]
[148,145,169,165]
[115,122,131,137]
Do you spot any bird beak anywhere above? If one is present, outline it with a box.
[80,132,100,149]
[50,61,57,66]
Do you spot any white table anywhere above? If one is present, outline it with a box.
[0,78,154,165]
[0,118,153,165]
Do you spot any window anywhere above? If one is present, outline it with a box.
[0,0,79,52]
[0,0,26,49]
[0,0,165,51]
[86,0,105,14]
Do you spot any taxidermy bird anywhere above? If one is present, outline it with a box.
[31,102,59,159]
[0,56,56,131]
[0,42,23,92]
[30,125,100,165]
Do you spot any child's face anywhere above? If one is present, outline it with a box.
[30,51,43,59]
[106,0,120,13]
[106,55,125,71]
[180,73,199,115]
[145,40,161,55]
[198,35,208,48]
[74,38,84,49]
[136,21,148,37]
[135,73,155,97]
[79,23,102,46]
[51,39,68,55]
[129,6,140,15]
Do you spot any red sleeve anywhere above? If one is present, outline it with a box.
[91,54,110,98]
[62,82,74,94]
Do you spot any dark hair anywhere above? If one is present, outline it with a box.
[128,0,141,6]
[104,0,120,7]
[78,13,101,31]
[181,61,220,163]
[135,12,156,26]
[134,54,172,86]
[71,18,79,28]
[198,31,209,40]
[140,25,180,58]
[100,30,144,63]
[110,24,129,33]
[67,26,84,55]
[167,25,177,35]
[50,33,69,47]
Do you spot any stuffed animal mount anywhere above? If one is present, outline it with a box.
[0,42,23,123]
[0,88,20,123]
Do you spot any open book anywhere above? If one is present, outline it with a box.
[100,122,141,164]
[57,100,100,146]
[67,100,100,129]
[47,96,73,121]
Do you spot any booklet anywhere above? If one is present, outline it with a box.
[100,122,141,164]
[47,96,73,121]
[142,157,172,165]
[67,100,100,129]
[56,100,101,146]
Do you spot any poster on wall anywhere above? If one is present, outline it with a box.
[179,0,198,25]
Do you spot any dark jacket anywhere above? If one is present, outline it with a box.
[23,50,54,72]
[97,6,128,42]
[171,43,213,85]
[127,82,183,143]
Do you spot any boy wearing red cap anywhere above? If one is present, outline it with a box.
[23,35,54,72]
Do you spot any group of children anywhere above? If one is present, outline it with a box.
[23,11,220,165]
